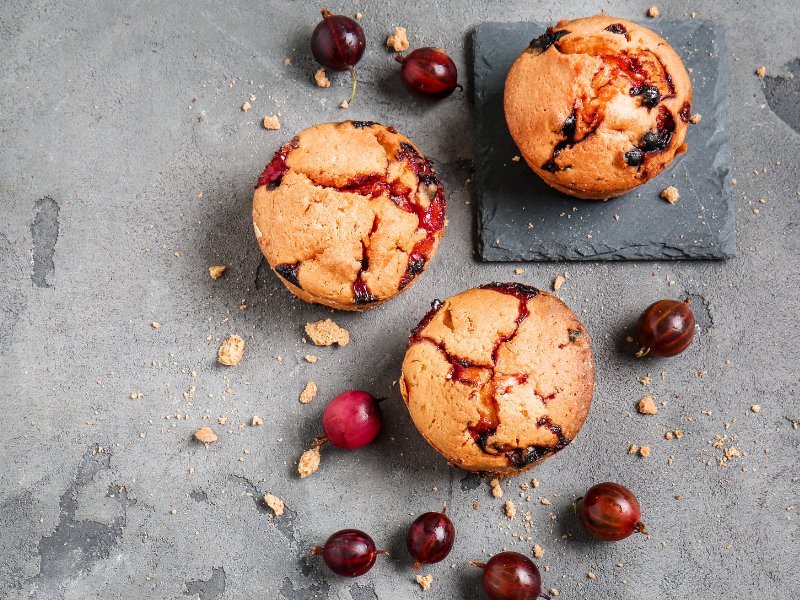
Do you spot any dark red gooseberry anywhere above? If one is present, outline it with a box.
[312,529,385,577]
[406,508,455,568]
[636,298,696,357]
[476,551,543,600]
[576,482,648,542]
[398,47,461,99]
[310,8,366,105]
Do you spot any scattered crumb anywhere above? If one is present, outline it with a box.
[314,68,330,88]
[587,572,597,580]
[637,395,658,415]
[241,101,251,111]
[533,544,544,558]
[251,416,264,426]
[284,58,292,66]
[304,355,319,363]
[305,319,350,347]
[473,501,480,510]
[514,268,524,275]
[504,500,517,518]
[629,444,640,454]
[386,26,410,52]
[531,478,539,488]
[355,12,363,19]
[151,322,161,329]
[298,447,321,478]
[550,588,559,597]
[552,275,566,291]
[194,426,218,444]
[756,66,766,77]
[217,417,228,425]
[490,479,503,498]
[218,335,245,366]
[639,446,651,458]
[299,381,318,404]
[689,113,702,124]
[170,508,177,515]
[660,186,680,204]
[674,429,684,439]
[665,432,674,440]
[751,404,761,413]
[512,155,521,162]
[208,265,227,280]
[262,115,281,130]
[647,6,660,17]
[263,494,285,516]
[339,100,349,109]
[129,392,143,399]
[731,178,737,186]
[415,574,433,591]
[249,95,257,103]
[540,498,551,506]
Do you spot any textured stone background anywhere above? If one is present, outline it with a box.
[0,1,797,599]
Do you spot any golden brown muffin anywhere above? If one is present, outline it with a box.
[504,15,692,200]
[252,121,446,310]
[400,283,594,477]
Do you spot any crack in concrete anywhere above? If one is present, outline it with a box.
[29,446,134,595]
[227,474,299,549]
[184,566,226,599]
[30,196,60,288]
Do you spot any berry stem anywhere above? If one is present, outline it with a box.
[311,435,328,449]
[634,521,649,536]
[468,561,487,569]
[311,546,323,555]
[635,346,651,358]
[347,67,358,105]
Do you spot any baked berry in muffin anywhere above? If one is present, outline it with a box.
[504,15,692,200]
[252,121,446,310]
[400,283,594,477]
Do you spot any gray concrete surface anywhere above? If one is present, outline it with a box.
[0,1,797,599]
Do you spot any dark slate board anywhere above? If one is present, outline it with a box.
[473,20,735,261]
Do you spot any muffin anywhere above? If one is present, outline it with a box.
[504,15,692,200]
[252,121,446,311]
[400,283,594,476]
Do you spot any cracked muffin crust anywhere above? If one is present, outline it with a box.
[504,15,692,200]
[400,283,594,477]
[252,121,446,310]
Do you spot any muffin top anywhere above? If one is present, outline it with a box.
[504,14,692,200]
[253,121,446,311]
[400,283,594,476]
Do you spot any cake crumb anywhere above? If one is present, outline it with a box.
[217,417,227,425]
[299,381,318,404]
[640,375,652,385]
[504,500,517,519]
[251,416,263,426]
[490,479,503,498]
[647,6,660,17]
[531,478,539,488]
[473,500,480,510]
[339,100,349,109]
[665,432,674,440]
[540,498,551,506]
[660,186,680,204]
[550,588,559,597]
[639,446,651,458]
[314,68,330,88]
[637,395,658,415]
[355,12,363,19]
[194,426,218,444]
[130,392,143,399]
[170,508,177,515]
[218,335,245,366]
[241,101,251,111]
[305,355,319,363]
[533,544,544,558]
[151,322,161,329]
[628,444,640,454]
[298,447,321,478]
[415,574,433,591]
[587,572,597,580]
[751,404,761,413]
[305,319,350,347]
[689,113,702,124]
[512,155,521,162]
[552,275,566,291]
[756,66,766,77]
[386,26,410,52]
[514,268,524,275]
[262,115,281,130]
[263,494,285,516]
[208,265,227,280]
[284,57,292,66]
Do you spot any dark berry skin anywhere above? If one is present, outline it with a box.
[636,299,696,357]
[640,131,663,152]
[631,84,661,108]
[529,28,569,52]
[482,552,542,600]
[577,482,647,542]
[313,529,383,577]
[625,148,644,167]
[310,9,365,71]
[399,47,461,99]
[406,511,455,568]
